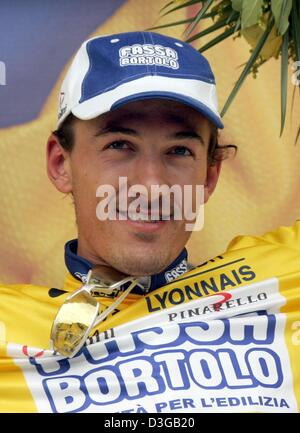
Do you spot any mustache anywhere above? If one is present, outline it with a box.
[116,194,180,216]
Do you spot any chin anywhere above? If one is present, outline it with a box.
[109,252,172,276]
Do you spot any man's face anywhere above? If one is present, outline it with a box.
[50,99,220,275]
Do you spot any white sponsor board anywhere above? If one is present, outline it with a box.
[10,279,298,413]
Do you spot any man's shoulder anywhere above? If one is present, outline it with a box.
[0,282,53,296]
[226,220,300,253]
[0,282,65,348]
[0,281,70,312]
[0,272,78,297]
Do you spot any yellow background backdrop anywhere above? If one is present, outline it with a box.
[0,0,299,288]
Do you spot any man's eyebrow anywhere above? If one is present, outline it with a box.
[171,131,205,145]
[95,125,205,145]
[95,126,139,137]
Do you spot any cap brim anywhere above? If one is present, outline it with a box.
[72,90,224,130]
[109,92,224,129]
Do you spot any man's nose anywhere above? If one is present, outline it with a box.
[131,155,168,190]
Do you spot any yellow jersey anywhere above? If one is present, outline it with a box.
[1,222,300,412]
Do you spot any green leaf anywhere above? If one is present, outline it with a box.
[241,0,264,30]
[271,0,281,22]
[160,1,175,13]
[234,16,241,32]
[148,7,222,32]
[232,0,243,13]
[291,83,296,119]
[278,0,293,35]
[221,17,275,117]
[212,1,235,21]
[186,12,238,43]
[271,0,292,35]
[147,17,194,31]
[226,9,238,25]
[198,24,238,53]
[295,126,300,146]
[242,22,282,61]
[280,30,289,136]
[210,0,232,21]
[161,0,203,18]
[184,0,215,37]
[291,1,300,62]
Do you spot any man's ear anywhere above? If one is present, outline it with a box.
[46,133,73,194]
[204,160,222,203]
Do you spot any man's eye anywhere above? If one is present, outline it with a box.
[169,146,193,156]
[107,141,130,150]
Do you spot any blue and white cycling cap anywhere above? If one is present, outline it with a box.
[57,31,224,129]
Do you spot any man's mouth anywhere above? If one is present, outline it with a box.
[117,209,172,223]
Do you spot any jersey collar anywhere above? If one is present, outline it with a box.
[64,239,188,294]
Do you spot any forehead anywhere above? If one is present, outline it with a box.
[85,99,210,131]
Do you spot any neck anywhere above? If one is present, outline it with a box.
[65,239,189,294]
